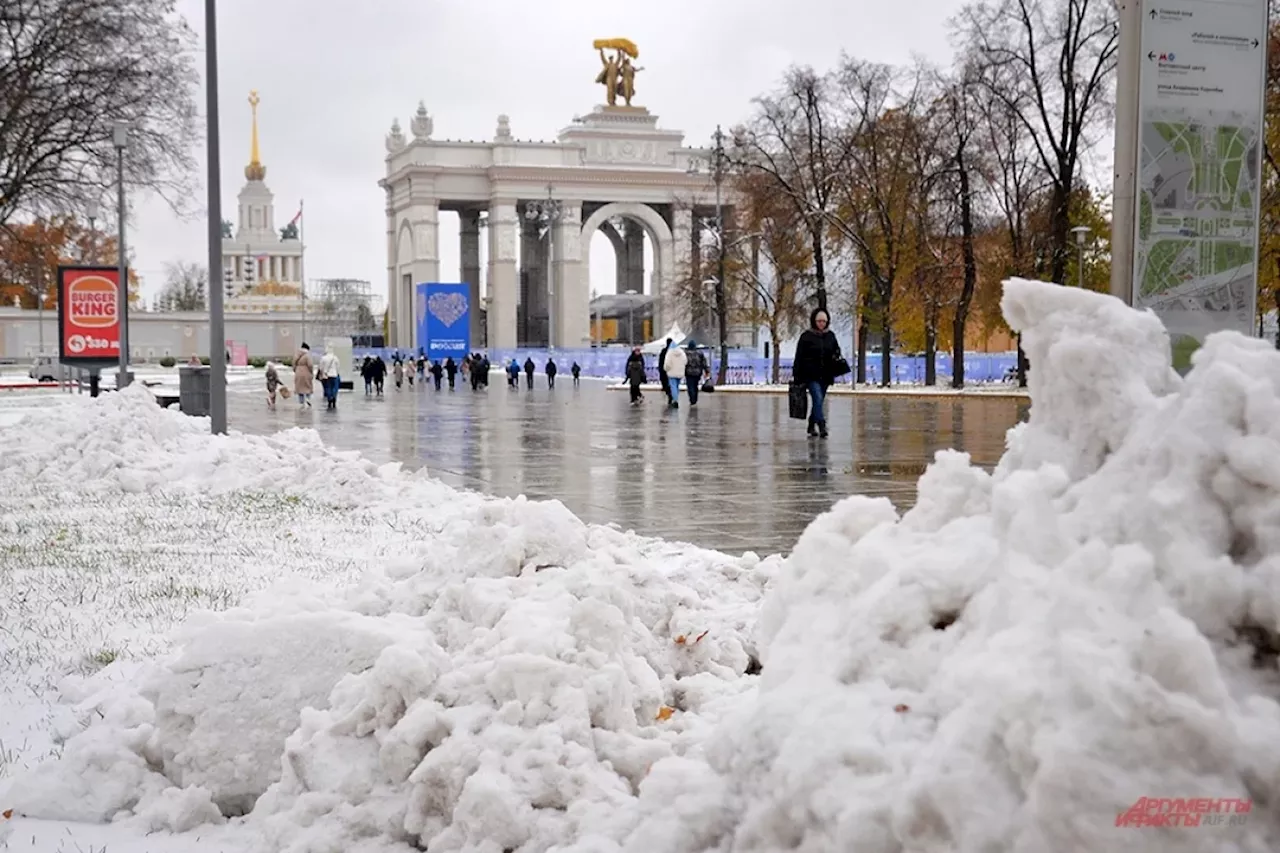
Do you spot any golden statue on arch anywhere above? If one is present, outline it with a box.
[593,38,643,107]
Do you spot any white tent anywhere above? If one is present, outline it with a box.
[641,325,686,354]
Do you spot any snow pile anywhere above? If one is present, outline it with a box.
[6,279,1280,851]
[0,386,767,846]
[640,279,1279,852]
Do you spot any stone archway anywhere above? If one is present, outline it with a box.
[578,202,675,337]
[392,220,415,348]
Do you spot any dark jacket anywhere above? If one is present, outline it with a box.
[793,312,842,386]
[571,363,581,377]
[524,358,535,375]
[430,362,443,378]
[684,349,707,379]
[658,347,669,374]
[371,358,387,379]
[546,360,558,376]
[444,359,458,377]
[625,353,646,385]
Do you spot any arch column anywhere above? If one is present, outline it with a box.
[487,199,519,349]
[459,210,482,347]
[552,201,584,348]
[670,207,693,336]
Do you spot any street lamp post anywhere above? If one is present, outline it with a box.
[624,288,639,345]
[687,125,730,384]
[524,186,563,349]
[205,0,227,434]
[85,201,99,263]
[37,291,47,356]
[1071,226,1092,289]
[113,121,131,389]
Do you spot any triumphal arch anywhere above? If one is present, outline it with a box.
[381,39,721,350]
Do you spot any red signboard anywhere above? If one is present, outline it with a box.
[57,265,124,364]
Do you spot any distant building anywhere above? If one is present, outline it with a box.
[220,91,303,314]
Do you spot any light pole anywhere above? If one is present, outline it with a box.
[687,125,730,384]
[85,201,99,263]
[112,121,132,388]
[1071,226,1091,289]
[524,185,562,349]
[37,290,47,356]
[624,288,639,344]
[205,0,227,434]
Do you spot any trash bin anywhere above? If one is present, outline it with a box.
[178,365,211,416]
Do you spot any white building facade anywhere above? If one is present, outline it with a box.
[381,96,728,350]
[222,91,304,314]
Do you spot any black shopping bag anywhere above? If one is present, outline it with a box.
[701,380,715,393]
[788,382,808,420]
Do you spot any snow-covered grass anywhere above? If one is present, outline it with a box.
[2,278,1280,851]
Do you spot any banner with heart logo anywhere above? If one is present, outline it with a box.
[415,282,472,360]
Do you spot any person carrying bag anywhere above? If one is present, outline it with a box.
[791,308,845,438]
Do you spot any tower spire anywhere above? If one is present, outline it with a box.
[245,90,266,181]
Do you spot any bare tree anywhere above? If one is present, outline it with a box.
[826,59,932,387]
[734,170,814,382]
[957,0,1118,285]
[158,261,206,311]
[0,0,200,226]
[935,67,984,387]
[732,66,855,314]
[969,57,1053,385]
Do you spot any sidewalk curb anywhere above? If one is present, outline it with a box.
[605,383,1030,400]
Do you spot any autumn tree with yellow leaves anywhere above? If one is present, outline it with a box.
[0,215,139,309]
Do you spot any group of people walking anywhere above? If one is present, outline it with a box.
[266,342,341,411]
[505,357,582,390]
[625,339,711,408]
[261,309,845,438]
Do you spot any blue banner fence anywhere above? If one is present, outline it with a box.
[352,346,1020,386]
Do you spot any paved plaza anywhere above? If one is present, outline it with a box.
[227,378,1028,554]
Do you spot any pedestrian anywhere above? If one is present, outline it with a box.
[430,359,444,390]
[507,358,520,389]
[523,357,535,389]
[546,358,558,389]
[374,356,386,396]
[663,341,688,408]
[294,342,315,409]
[417,354,426,384]
[393,358,404,391]
[265,361,281,410]
[625,346,646,405]
[444,357,458,390]
[479,354,491,388]
[361,356,373,395]
[571,362,581,387]
[657,338,674,403]
[792,308,844,438]
[683,342,708,408]
[319,345,341,410]
[461,355,472,385]
[469,353,481,391]
[407,359,415,388]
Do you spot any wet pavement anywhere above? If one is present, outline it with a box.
[227,377,1028,555]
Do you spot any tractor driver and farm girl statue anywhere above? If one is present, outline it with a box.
[595,38,644,107]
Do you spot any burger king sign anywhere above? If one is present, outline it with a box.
[57,266,123,363]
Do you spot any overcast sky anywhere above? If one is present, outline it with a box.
[132,0,967,304]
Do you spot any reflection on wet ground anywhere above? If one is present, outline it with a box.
[228,379,1029,555]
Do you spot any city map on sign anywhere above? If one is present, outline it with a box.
[1135,107,1257,324]
[1133,0,1267,343]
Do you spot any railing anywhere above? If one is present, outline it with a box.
[351,347,1020,386]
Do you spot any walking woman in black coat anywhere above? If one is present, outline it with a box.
[791,308,843,438]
